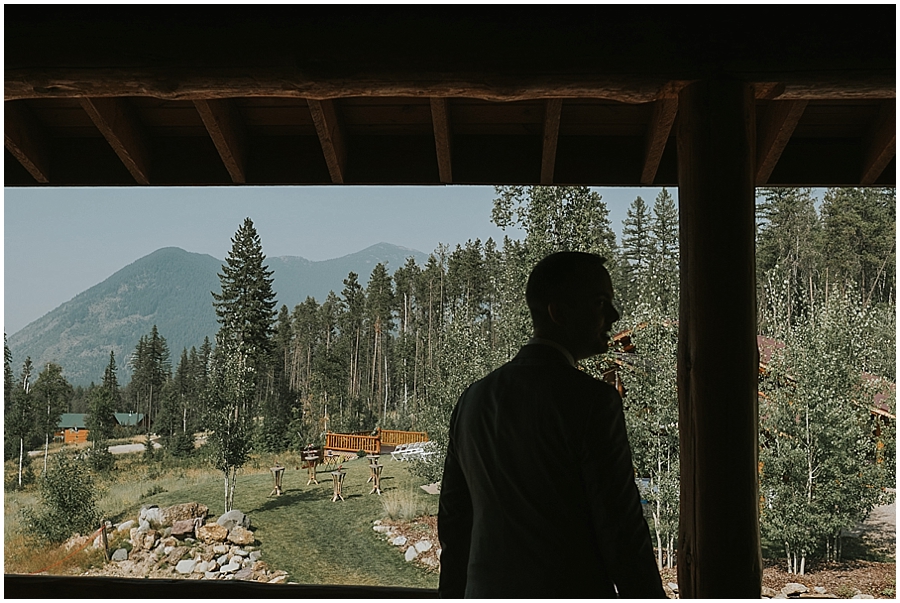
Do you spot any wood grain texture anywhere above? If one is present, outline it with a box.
[860,100,895,185]
[308,99,347,184]
[641,97,677,185]
[755,100,807,185]
[194,98,247,183]
[430,97,452,183]
[4,101,50,182]
[80,97,151,184]
[540,98,562,184]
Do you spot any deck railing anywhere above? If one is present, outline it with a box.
[325,429,429,453]
[380,429,428,446]
[326,432,381,454]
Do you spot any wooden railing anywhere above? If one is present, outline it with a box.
[325,429,429,453]
[326,432,380,454]
[380,429,428,446]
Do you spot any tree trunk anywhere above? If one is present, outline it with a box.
[18,437,24,486]
[44,432,49,475]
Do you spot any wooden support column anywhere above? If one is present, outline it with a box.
[540,98,562,184]
[5,101,50,183]
[308,99,347,184]
[80,97,151,184]
[194,98,247,183]
[430,97,453,183]
[676,79,761,599]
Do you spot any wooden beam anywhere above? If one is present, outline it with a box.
[641,97,678,185]
[193,99,247,183]
[79,97,151,184]
[430,98,452,183]
[4,101,50,183]
[860,100,895,185]
[755,100,807,185]
[308,99,347,184]
[676,79,761,598]
[540,99,563,184]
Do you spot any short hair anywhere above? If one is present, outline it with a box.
[525,252,608,325]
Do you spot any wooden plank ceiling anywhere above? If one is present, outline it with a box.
[4,7,895,187]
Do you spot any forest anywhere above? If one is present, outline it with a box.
[5,185,895,572]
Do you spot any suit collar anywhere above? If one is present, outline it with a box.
[521,338,576,367]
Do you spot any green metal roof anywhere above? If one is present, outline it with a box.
[114,412,145,426]
[57,413,86,429]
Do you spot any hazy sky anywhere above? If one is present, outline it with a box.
[3,186,675,335]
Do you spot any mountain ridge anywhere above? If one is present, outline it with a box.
[7,243,428,386]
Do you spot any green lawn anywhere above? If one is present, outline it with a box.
[140,455,439,588]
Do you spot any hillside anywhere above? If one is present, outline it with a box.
[7,244,427,386]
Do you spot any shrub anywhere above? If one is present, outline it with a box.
[381,489,429,521]
[22,453,100,543]
[169,432,194,458]
[84,446,115,473]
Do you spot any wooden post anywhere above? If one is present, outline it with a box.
[100,520,110,561]
[676,79,762,598]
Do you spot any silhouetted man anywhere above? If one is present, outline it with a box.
[438,252,666,598]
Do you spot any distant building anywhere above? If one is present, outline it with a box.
[55,412,149,444]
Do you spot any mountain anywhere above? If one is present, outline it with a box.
[7,243,428,386]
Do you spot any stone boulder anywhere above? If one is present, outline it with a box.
[404,546,418,562]
[161,502,208,526]
[116,520,136,533]
[171,518,200,540]
[197,523,229,544]
[139,505,164,529]
[111,548,128,562]
[783,583,809,597]
[175,559,197,574]
[227,526,255,546]
[131,528,159,551]
[216,509,250,531]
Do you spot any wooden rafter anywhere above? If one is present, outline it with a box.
[4,101,50,183]
[79,97,151,184]
[860,100,895,185]
[641,97,678,185]
[193,99,247,184]
[755,100,808,185]
[308,99,347,184]
[430,97,452,183]
[540,98,563,185]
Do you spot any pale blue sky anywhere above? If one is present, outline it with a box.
[3,186,675,335]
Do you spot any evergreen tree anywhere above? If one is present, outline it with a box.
[649,187,679,317]
[207,217,277,512]
[128,325,171,428]
[32,362,72,474]
[620,195,654,312]
[86,352,120,459]
[4,334,15,462]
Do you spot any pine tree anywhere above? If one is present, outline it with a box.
[208,217,277,512]
[87,352,120,449]
[620,195,654,312]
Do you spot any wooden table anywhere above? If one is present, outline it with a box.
[269,465,285,496]
[369,463,383,495]
[330,470,346,502]
[366,454,380,483]
[303,454,319,485]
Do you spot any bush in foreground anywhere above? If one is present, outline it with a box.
[22,452,100,543]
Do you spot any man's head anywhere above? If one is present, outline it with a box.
[525,252,620,361]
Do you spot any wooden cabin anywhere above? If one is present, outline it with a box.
[56,413,89,444]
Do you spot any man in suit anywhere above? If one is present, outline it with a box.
[438,251,666,598]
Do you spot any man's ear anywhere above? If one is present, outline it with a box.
[547,301,566,328]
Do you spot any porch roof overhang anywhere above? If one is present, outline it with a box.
[5,6,895,188]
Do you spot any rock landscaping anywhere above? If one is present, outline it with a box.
[80,502,289,583]
[373,516,441,571]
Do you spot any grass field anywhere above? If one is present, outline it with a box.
[6,451,440,588]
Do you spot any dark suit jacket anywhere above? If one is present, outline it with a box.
[438,343,666,598]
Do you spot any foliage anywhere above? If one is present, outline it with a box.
[619,306,680,569]
[22,452,100,543]
[381,488,430,521]
[86,352,120,446]
[758,286,894,574]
